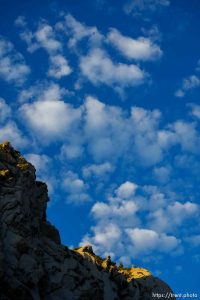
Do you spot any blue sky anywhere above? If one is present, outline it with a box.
[0,0,200,295]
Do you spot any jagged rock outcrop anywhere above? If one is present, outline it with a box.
[0,141,175,300]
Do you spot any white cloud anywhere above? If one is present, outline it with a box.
[15,16,27,27]
[80,48,146,88]
[168,201,199,221]
[21,95,200,166]
[18,82,70,103]
[175,75,200,97]
[61,13,103,49]
[0,36,30,85]
[48,54,72,79]
[81,180,198,260]
[35,23,62,53]
[124,0,170,16]
[57,14,163,91]
[116,181,138,199]
[148,201,199,232]
[183,75,200,90]
[83,96,130,162]
[16,20,72,79]
[25,153,51,174]
[174,89,185,98]
[0,97,27,148]
[62,171,90,203]
[83,162,114,178]
[16,21,61,54]
[141,25,161,42]
[60,143,84,160]
[126,228,180,255]
[189,103,200,119]
[81,223,122,252]
[0,122,27,148]
[171,121,200,154]
[0,98,11,123]
[18,95,200,168]
[196,59,200,72]
[19,100,81,141]
[130,106,169,166]
[107,28,162,61]
[92,200,138,219]
[153,166,171,184]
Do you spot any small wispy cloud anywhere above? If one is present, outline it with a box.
[62,171,90,203]
[79,48,147,89]
[124,0,170,18]
[175,75,200,98]
[0,36,30,85]
[107,28,163,61]
[15,17,72,79]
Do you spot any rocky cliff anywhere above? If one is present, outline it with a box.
[0,141,175,300]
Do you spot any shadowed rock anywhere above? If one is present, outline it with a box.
[0,141,176,300]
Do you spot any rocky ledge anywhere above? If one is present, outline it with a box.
[0,141,175,300]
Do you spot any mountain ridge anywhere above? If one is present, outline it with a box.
[0,141,175,300]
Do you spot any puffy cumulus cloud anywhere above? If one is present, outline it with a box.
[16,19,72,79]
[35,23,62,54]
[0,98,27,148]
[84,96,159,164]
[153,165,171,184]
[83,162,114,179]
[56,13,163,91]
[89,181,140,227]
[33,23,72,78]
[25,153,51,174]
[18,82,71,103]
[80,49,146,89]
[20,95,200,166]
[0,122,27,148]
[83,96,131,162]
[116,181,138,199]
[81,223,122,254]
[62,171,90,203]
[130,106,174,166]
[189,103,200,119]
[16,19,61,54]
[107,28,162,61]
[126,228,180,255]
[60,143,84,160]
[60,13,103,49]
[17,94,200,170]
[175,75,200,98]
[19,99,81,141]
[0,98,11,123]
[16,13,163,91]
[124,0,170,16]
[80,181,198,261]
[92,200,138,220]
[171,121,200,154]
[48,55,72,79]
[0,36,30,85]
[168,201,199,219]
[148,201,199,233]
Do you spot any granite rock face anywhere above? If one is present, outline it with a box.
[0,141,175,300]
